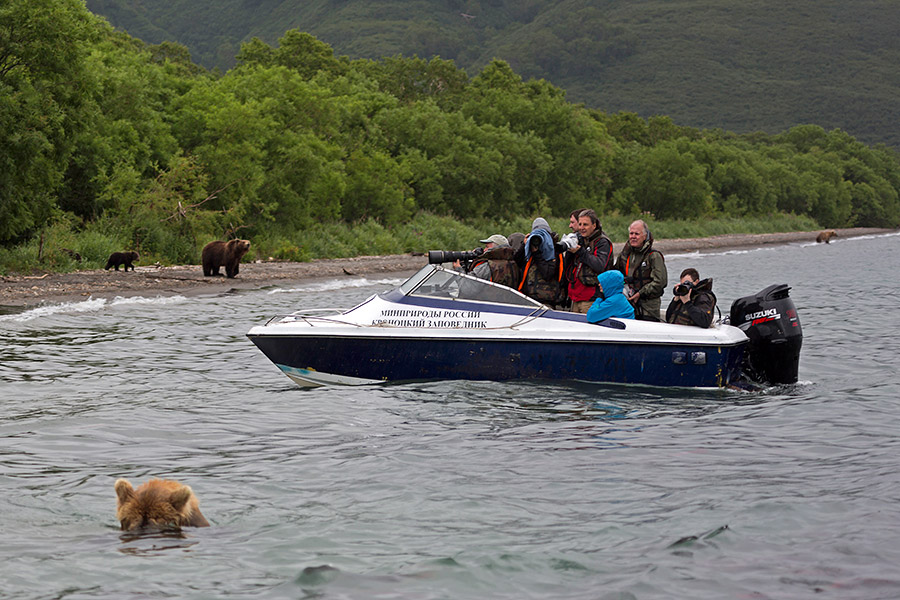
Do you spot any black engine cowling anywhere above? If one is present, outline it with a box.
[730,284,802,385]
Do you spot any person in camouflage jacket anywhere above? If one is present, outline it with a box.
[615,219,668,321]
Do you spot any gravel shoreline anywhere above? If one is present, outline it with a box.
[1,227,893,308]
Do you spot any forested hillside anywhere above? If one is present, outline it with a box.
[2,0,899,275]
[84,0,900,148]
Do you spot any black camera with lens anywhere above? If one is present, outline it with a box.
[427,247,484,265]
[673,280,694,296]
[576,233,586,247]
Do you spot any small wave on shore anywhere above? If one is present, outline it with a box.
[0,294,188,323]
[268,276,407,295]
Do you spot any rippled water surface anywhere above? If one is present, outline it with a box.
[2,234,900,599]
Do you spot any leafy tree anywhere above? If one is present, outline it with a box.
[376,100,552,218]
[57,26,183,220]
[341,148,414,224]
[237,30,348,80]
[462,60,616,215]
[628,141,713,219]
[0,0,97,242]
[355,55,469,109]
[681,138,773,215]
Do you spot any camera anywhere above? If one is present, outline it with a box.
[673,280,694,296]
[559,233,578,250]
[427,248,483,265]
[576,233,586,247]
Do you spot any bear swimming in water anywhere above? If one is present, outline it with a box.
[201,239,251,278]
[105,251,139,271]
[114,478,210,531]
[816,230,837,244]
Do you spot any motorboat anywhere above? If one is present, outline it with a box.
[247,263,802,389]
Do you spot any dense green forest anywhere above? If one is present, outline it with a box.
[2,0,899,274]
[84,0,900,148]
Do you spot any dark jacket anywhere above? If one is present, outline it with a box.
[665,278,717,328]
[514,235,566,307]
[566,228,614,303]
[615,234,668,321]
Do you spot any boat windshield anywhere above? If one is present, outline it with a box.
[401,265,542,307]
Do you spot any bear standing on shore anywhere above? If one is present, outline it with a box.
[816,230,838,244]
[201,239,251,278]
[105,251,139,271]
[114,478,210,531]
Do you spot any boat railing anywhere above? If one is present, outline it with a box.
[264,308,353,327]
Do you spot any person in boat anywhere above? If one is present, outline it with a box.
[559,208,585,280]
[507,232,526,253]
[565,209,614,314]
[568,207,588,234]
[615,219,668,321]
[665,268,717,328]
[460,234,521,290]
[586,270,635,323]
[454,233,506,274]
[515,217,567,309]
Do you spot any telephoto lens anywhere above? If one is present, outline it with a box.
[428,250,479,264]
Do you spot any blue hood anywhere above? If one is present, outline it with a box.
[586,269,634,323]
[597,269,625,295]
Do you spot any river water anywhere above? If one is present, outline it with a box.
[2,232,899,600]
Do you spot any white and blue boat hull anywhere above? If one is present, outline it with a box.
[248,265,751,389]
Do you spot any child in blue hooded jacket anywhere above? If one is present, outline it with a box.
[586,270,635,322]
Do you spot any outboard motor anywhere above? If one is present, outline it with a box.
[730,284,802,384]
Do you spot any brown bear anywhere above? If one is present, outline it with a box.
[105,251,139,271]
[114,478,210,531]
[816,230,838,244]
[201,239,251,278]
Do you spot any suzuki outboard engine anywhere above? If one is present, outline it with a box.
[730,284,803,384]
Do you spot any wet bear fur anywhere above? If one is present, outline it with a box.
[114,478,210,531]
[816,230,838,243]
[105,251,139,271]
[201,239,251,278]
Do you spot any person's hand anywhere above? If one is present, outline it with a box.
[677,288,692,304]
[567,244,581,253]
[628,291,640,304]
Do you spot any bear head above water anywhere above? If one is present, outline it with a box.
[114,478,210,531]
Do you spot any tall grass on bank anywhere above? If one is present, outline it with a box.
[0,212,821,276]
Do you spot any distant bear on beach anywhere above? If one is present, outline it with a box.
[105,251,139,271]
[114,478,210,531]
[201,239,251,278]
[816,230,838,244]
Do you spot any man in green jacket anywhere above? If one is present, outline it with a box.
[615,219,668,321]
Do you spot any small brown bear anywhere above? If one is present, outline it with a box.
[105,251,139,271]
[816,230,838,244]
[114,478,210,531]
[201,239,251,278]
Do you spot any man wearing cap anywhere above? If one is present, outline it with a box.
[453,233,508,272]
[457,233,520,291]
[479,234,509,249]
